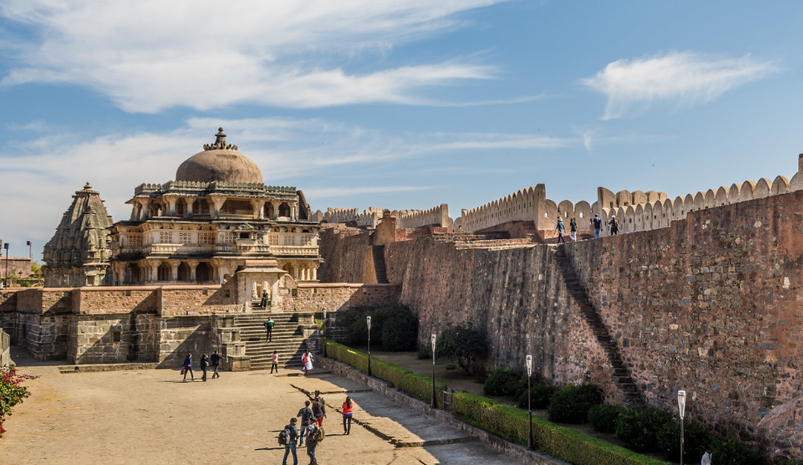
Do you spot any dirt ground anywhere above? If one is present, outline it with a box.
[2,348,523,465]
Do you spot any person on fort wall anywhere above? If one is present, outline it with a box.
[609,215,619,235]
[200,353,209,382]
[556,217,566,244]
[264,316,275,342]
[302,350,313,375]
[182,353,194,381]
[211,350,221,379]
[592,214,602,238]
[569,217,578,241]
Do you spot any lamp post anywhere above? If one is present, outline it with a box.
[526,354,534,450]
[3,243,9,288]
[431,333,437,409]
[678,390,687,465]
[26,241,31,259]
[322,307,327,357]
[366,316,372,376]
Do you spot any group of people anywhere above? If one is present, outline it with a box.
[281,390,355,465]
[181,351,221,382]
[555,213,620,243]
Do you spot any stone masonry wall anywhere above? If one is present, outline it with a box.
[279,283,401,312]
[318,226,374,283]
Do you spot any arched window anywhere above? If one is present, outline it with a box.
[264,203,275,219]
[192,199,211,217]
[157,262,171,281]
[278,203,291,217]
[196,262,213,283]
[176,199,187,217]
[178,262,191,281]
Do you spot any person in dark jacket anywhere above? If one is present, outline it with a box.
[282,418,299,465]
[182,354,193,381]
[306,425,319,465]
[297,400,314,446]
[200,354,209,382]
[210,350,221,379]
[260,290,268,308]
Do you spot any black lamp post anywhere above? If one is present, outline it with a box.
[526,354,534,450]
[678,390,687,465]
[322,307,327,357]
[366,316,372,376]
[26,241,31,259]
[3,243,9,288]
[431,333,437,409]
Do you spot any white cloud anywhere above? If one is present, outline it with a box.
[0,0,506,112]
[581,52,777,119]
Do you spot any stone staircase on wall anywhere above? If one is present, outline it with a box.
[372,245,389,283]
[552,246,643,405]
[232,311,318,370]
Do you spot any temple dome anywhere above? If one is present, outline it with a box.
[175,128,263,184]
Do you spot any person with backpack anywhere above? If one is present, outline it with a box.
[210,350,221,379]
[592,214,602,238]
[200,354,209,382]
[306,424,324,465]
[609,215,619,235]
[264,317,274,342]
[342,396,353,435]
[313,390,326,426]
[297,400,314,446]
[182,353,193,381]
[556,218,566,244]
[569,218,578,242]
[280,417,299,465]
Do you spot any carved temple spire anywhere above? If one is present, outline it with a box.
[203,127,238,151]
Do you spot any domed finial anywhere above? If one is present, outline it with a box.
[203,127,237,151]
[84,182,92,190]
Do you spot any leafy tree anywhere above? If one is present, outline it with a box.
[30,261,42,277]
[435,322,488,375]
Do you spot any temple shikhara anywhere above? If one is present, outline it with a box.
[44,128,323,288]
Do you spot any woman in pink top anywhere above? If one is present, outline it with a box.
[271,350,279,373]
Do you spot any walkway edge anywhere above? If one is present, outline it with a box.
[318,356,570,465]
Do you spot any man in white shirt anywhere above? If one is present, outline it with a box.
[701,448,712,465]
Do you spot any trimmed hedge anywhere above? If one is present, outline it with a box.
[324,340,447,408]
[452,392,668,465]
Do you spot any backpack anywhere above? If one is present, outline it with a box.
[278,427,289,446]
[313,425,325,442]
[311,401,322,416]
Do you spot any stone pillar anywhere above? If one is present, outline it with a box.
[149,261,159,282]
[312,266,317,281]
[188,260,199,281]
[165,197,177,216]
[292,204,298,221]
[293,265,299,280]
[211,197,225,219]
[251,281,259,300]
[271,202,279,220]
[169,260,179,281]
[254,200,265,219]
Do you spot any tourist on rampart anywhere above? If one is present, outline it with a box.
[342,396,353,435]
[609,215,619,235]
[260,290,269,309]
[182,354,194,381]
[569,218,577,241]
[210,350,221,379]
[701,448,712,465]
[297,400,314,446]
[592,214,602,238]
[313,390,327,426]
[306,424,321,465]
[271,350,279,373]
[556,218,566,244]
[303,350,314,375]
[265,317,274,342]
[200,354,209,382]
[281,417,300,465]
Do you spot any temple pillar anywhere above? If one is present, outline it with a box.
[293,265,299,280]
[165,197,177,216]
[211,197,225,219]
[188,260,199,281]
[312,266,317,281]
[149,261,159,282]
[169,260,179,281]
[254,200,265,219]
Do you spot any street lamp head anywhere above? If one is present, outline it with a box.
[678,390,687,419]
[431,333,436,351]
[366,315,371,330]
[526,355,533,376]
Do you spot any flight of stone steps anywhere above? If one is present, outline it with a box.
[552,245,643,405]
[232,311,317,371]
[372,245,389,283]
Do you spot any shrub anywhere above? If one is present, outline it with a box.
[452,392,668,465]
[436,322,488,375]
[615,407,672,453]
[547,384,603,424]
[335,304,415,348]
[380,307,418,351]
[445,363,457,370]
[0,366,38,438]
[589,404,625,434]
[657,416,712,463]
[483,367,525,397]
[711,436,764,465]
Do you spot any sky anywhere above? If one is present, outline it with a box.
[1,1,802,260]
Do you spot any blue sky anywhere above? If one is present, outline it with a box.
[1,1,801,259]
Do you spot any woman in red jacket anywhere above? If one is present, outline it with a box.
[342,396,353,435]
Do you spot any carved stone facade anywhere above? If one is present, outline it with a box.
[43,183,114,287]
[109,129,323,286]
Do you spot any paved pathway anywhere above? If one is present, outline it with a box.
[3,356,521,465]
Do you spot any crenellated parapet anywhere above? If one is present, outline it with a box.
[323,207,384,228]
[396,204,451,229]
[458,184,547,232]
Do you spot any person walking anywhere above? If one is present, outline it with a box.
[297,400,314,447]
[264,317,274,342]
[342,396,353,435]
[182,353,194,381]
[609,215,619,235]
[306,425,320,465]
[592,214,602,238]
[701,448,712,465]
[200,354,209,382]
[271,350,279,374]
[303,350,314,375]
[569,217,578,242]
[313,390,326,426]
[210,350,221,379]
[260,290,269,308]
[556,217,566,244]
[282,417,299,465]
